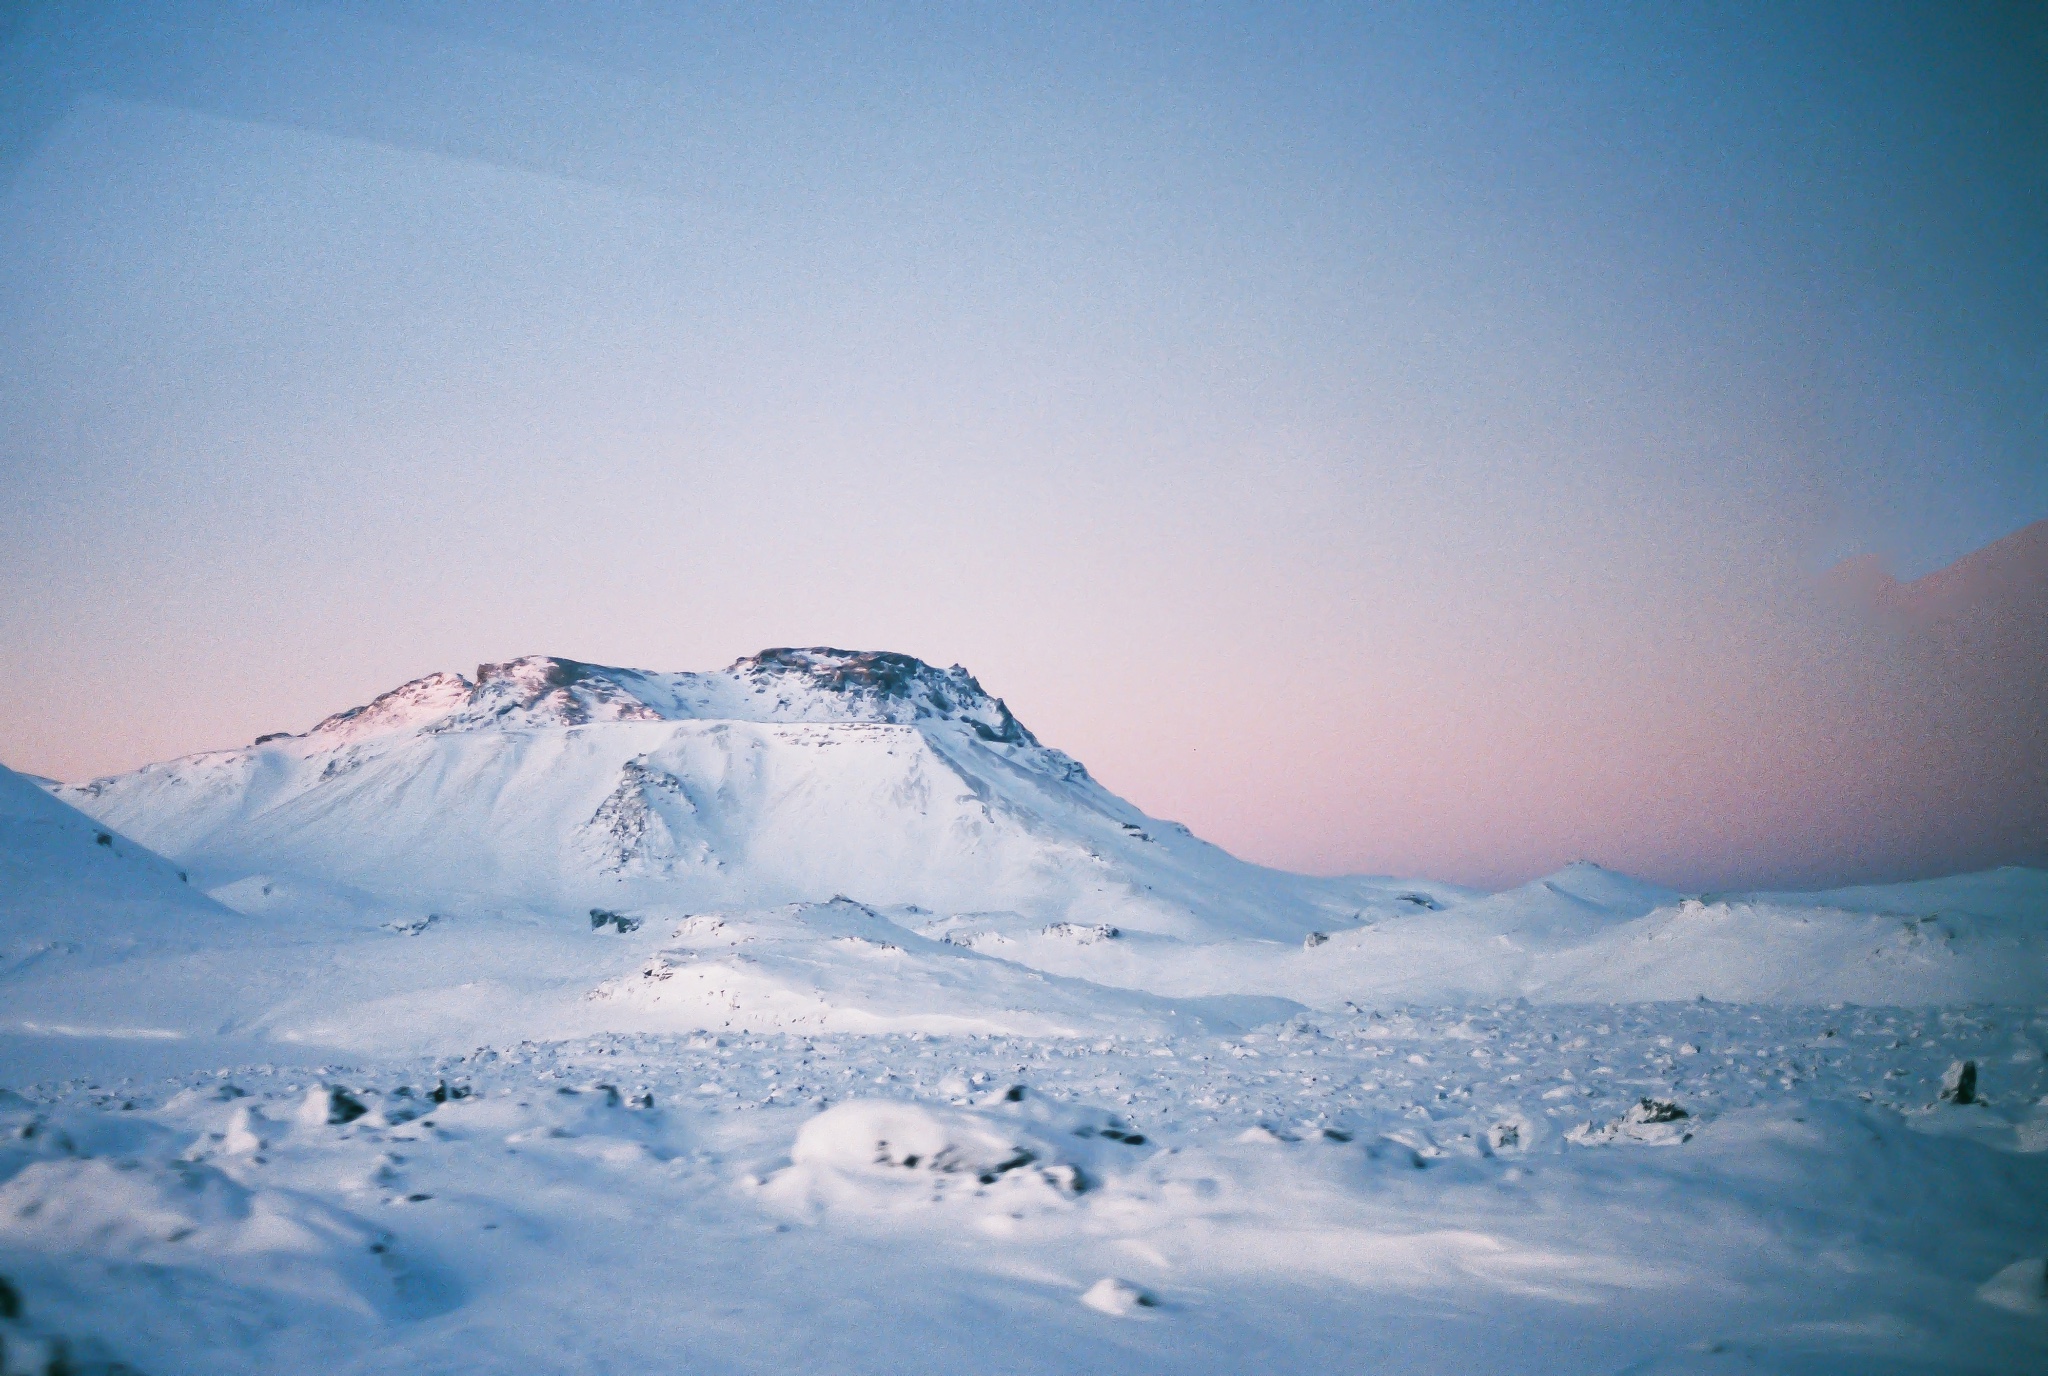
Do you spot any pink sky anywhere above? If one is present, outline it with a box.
[3,12,2044,891]
[7,521,2039,893]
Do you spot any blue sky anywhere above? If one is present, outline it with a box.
[2,1,2042,886]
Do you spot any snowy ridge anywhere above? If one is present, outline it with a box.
[283,648,1039,746]
[301,669,476,744]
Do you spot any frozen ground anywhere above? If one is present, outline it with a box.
[3,1005,2045,1374]
[5,651,2046,1371]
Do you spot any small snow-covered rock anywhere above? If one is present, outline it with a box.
[297,1086,369,1127]
[1567,1098,1692,1147]
[1042,922,1120,944]
[221,1104,267,1155]
[765,1094,1144,1217]
[1081,1277,1157,1316]
[790,1100,1053,1185]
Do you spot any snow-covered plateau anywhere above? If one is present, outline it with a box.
[3,648,2043,1373]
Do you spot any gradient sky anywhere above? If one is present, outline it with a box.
[3,1,2044,890]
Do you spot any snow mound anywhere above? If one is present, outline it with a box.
[766,1089,1155,1217]
[0,1155,410,1317]
[1080,1276,1158,1316]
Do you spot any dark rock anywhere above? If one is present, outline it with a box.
[1939,1060,1977,1105]
[325,1088,369,1124]
[735,648,1038,744]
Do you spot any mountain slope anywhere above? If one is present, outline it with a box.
[1,761,253,1037]
[0,761,230,943]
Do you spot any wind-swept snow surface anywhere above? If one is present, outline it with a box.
[5,649,2046,1372]
[3,1008,2045,1374]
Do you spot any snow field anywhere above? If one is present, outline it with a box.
[4,1003,2045,1374]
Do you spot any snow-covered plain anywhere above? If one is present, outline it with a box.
[3,649,2044,1373]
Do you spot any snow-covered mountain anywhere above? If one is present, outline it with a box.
[53,648,1421,943]
[19,646,2048,1037]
